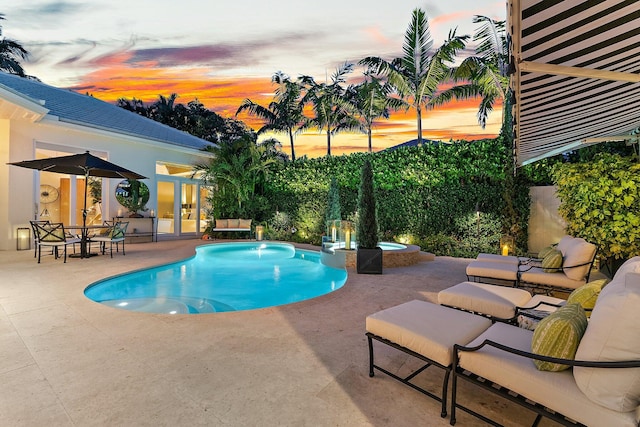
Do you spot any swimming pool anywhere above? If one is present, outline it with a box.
[84,242,348,314]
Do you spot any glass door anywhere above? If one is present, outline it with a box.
[156,181,175,235]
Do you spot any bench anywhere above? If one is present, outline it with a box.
[210,218,252,238]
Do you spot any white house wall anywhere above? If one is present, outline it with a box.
[2,115,211,251]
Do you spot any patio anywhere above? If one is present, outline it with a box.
[1,240,567,426]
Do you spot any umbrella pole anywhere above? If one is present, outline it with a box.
[82,170,89,257]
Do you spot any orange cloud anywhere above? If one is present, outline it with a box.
[69,66,499,158]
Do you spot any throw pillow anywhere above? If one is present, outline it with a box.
[566,279,609,318]
[531,303,588,371]
[537,244,557,260]
[541,249,563,273]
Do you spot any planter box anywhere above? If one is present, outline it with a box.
[357,247,383,274]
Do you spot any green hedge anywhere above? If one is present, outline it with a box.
[263,138,530,257]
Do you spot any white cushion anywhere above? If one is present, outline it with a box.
[599,256,640,300]
[556,235,575,255]
[366,300,491,366]
[519,267,585,290]
[466,261,518,281]
[574,272,640,412]
[459,322,639,426]
[562,238,596,281]
[476,254,522,264]
[438,281,532,319]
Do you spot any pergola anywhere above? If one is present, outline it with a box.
[508,0,640,166]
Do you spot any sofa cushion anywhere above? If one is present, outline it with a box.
[562,238,597,281]
[227,219,240,228]
[574,272,640,412]
[566,279,608,318]
[541,249,563,273]
[531,303,587,371]
[215,219,228,228]
[239,219,252,229]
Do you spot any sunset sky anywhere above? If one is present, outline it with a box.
[3,1,506,158]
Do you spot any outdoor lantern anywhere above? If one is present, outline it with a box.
[17,227,30,251]
[340,220,355,250]
[500,235,515,256]
[256,225,264,241]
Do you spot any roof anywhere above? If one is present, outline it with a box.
[0,72,212,151]
[509,0,640,166]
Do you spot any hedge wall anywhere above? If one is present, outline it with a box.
[263,137,530,258]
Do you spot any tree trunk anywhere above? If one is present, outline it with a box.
[288,128,296,161]
[416,105,423,144]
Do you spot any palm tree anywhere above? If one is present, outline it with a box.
[236,71,304,161]
[194,137,276,219]
[432,15,509,130]
[346,72,406,152]
[360,8,469,144]
[0,14,29,77]
[299,63,359,156]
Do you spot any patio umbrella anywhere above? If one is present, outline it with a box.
[8,151,147,258]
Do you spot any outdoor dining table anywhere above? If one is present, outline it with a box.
[65,224,110,258]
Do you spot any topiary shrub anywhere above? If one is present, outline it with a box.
[357,159,379,249]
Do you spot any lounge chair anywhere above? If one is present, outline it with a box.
[466,235,597,293]
[449,257,640,426]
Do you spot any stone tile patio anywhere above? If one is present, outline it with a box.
[1,239,564,426]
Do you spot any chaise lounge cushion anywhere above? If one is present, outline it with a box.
[531,303,587,371]
[574,272,640,412]
[459,322,638,427]
[366,300,491,366]
[438,281,532,319]
[518,267,586,290]
[466,261,518,282]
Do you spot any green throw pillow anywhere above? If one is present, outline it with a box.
[541,249,563,273]
[538,244,557,260]
[531,303,587,371]
[567,279,609,318]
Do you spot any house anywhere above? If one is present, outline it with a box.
[0,71,215,251]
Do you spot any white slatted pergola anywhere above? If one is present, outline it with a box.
[508,0,640,166]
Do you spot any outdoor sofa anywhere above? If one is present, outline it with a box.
[465,235,597,293]
[210,218,252,238]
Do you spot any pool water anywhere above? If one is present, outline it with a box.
[85,242,348,314]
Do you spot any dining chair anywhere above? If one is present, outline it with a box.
[33,222,82,263]
[91,221,128,258]
[29,220,50,258]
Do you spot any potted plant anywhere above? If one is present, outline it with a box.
[356,159,383,274]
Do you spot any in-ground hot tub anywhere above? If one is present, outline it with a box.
[335,242,423,268]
